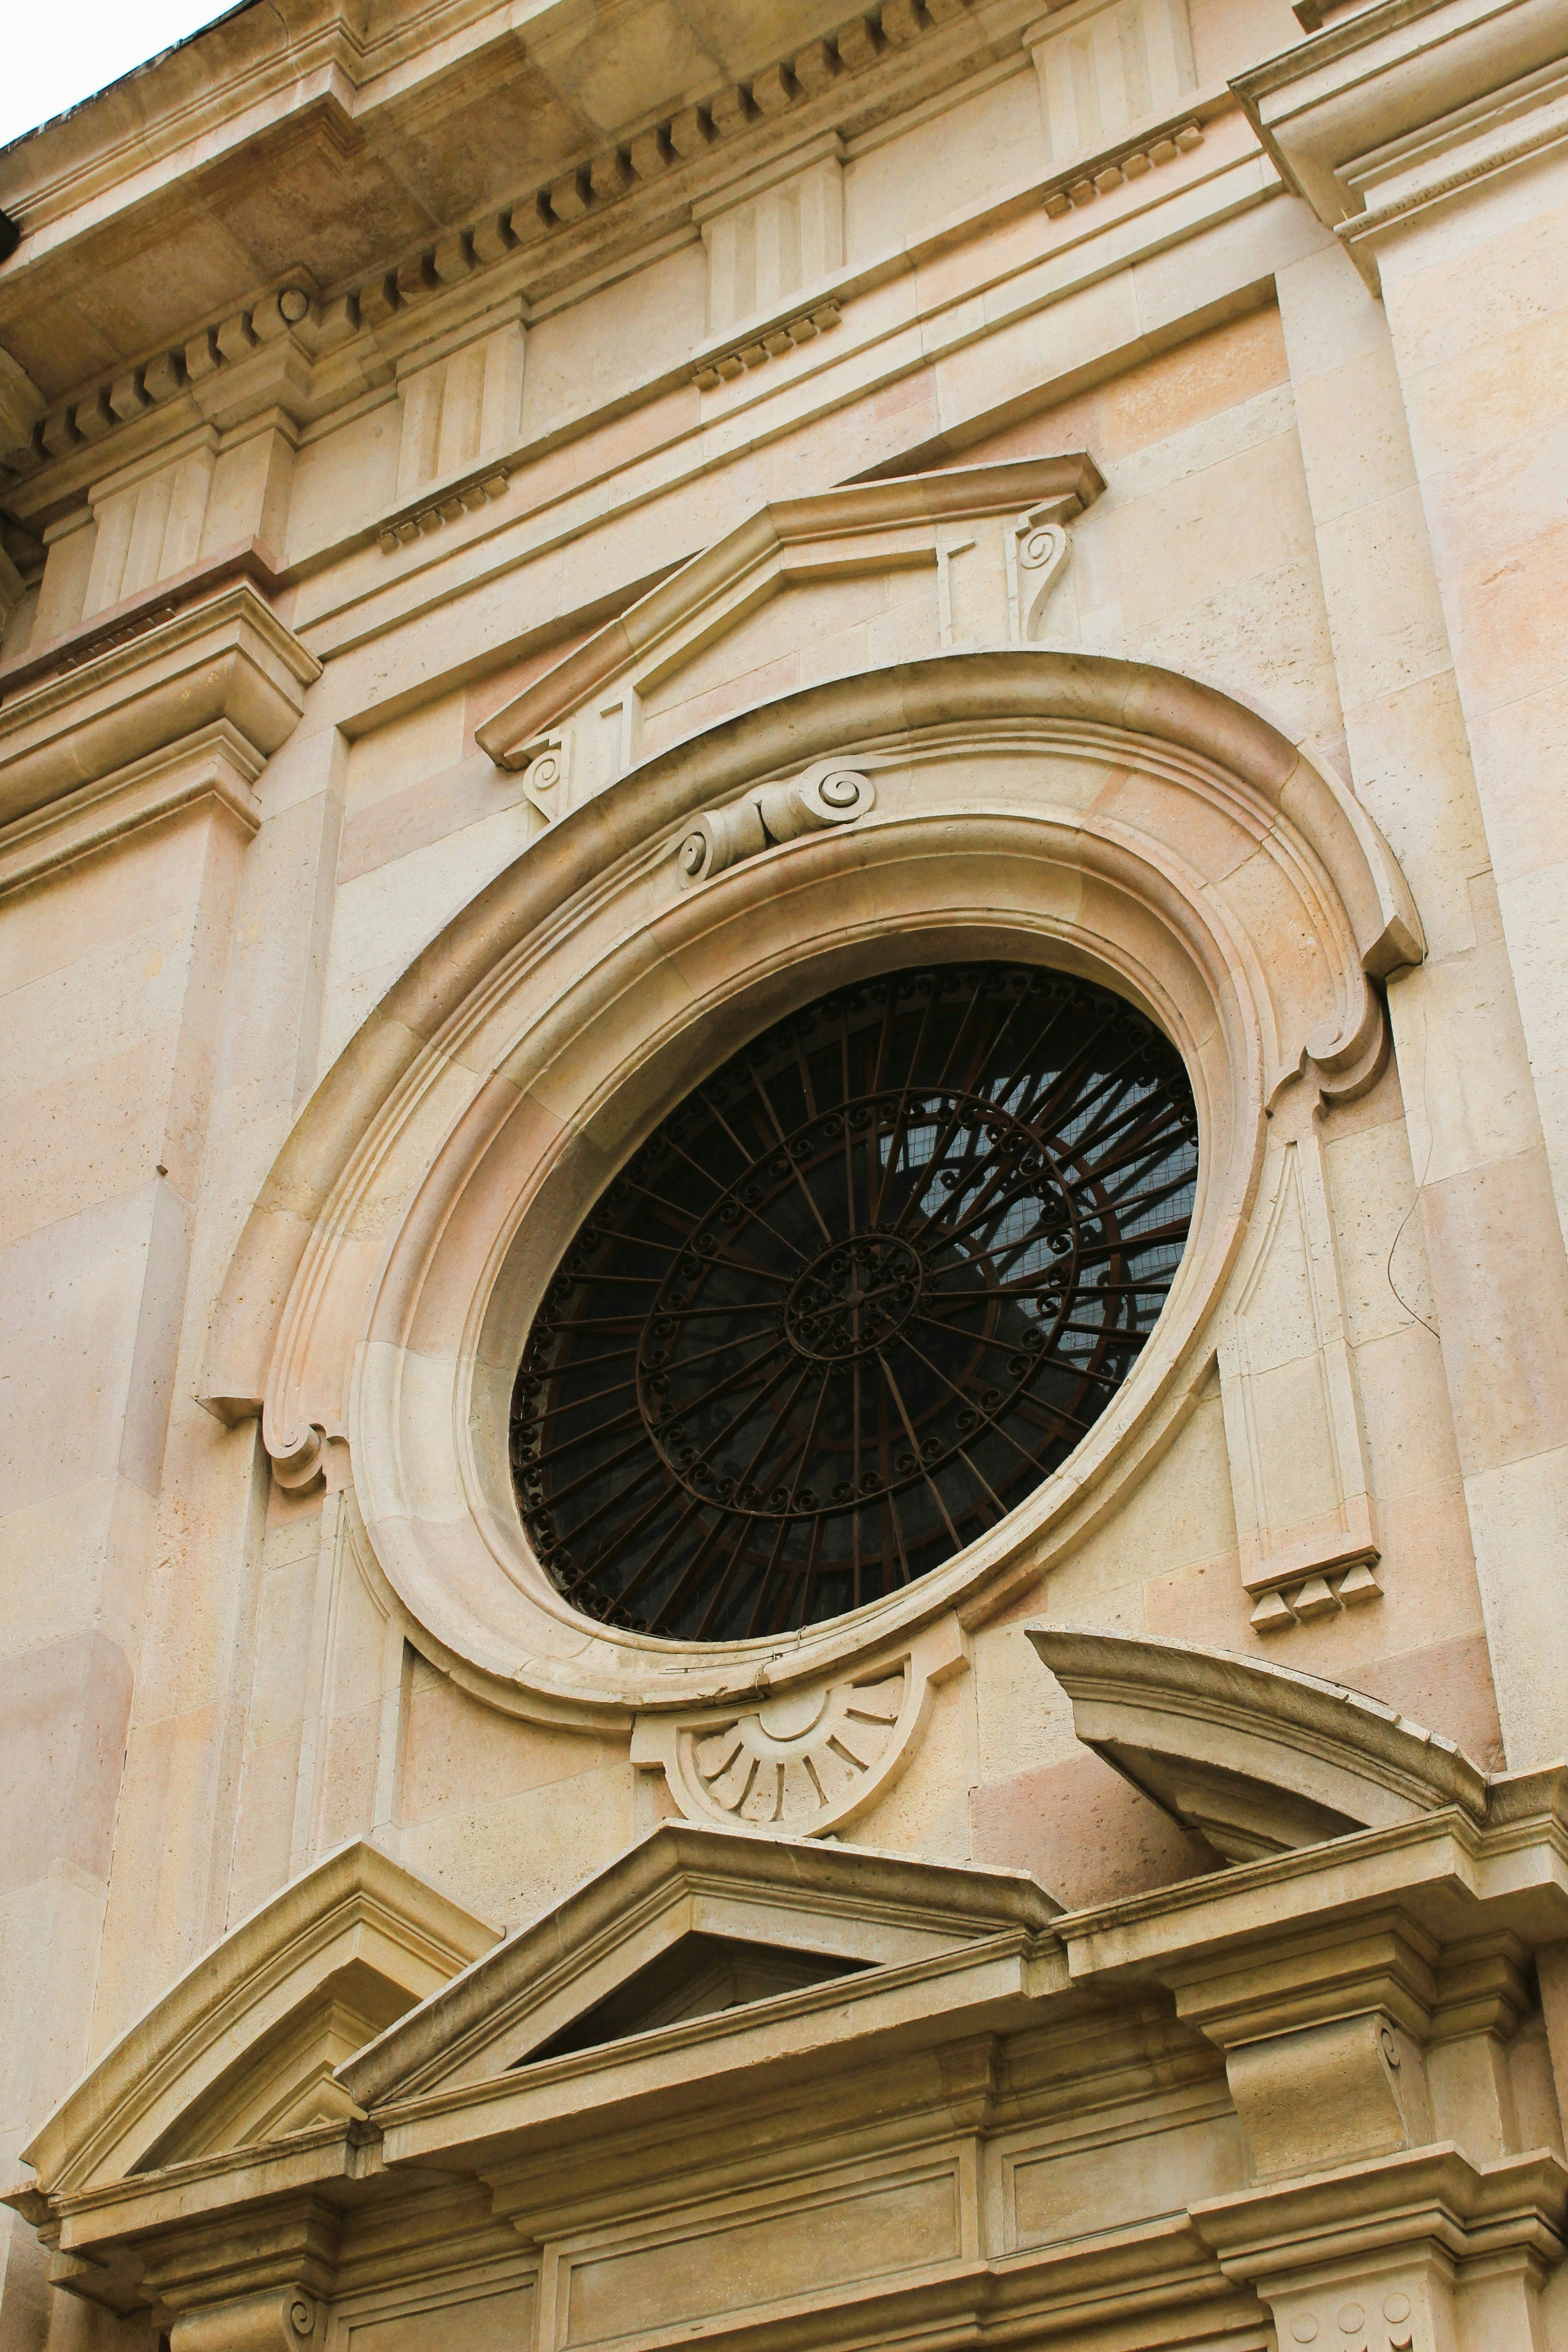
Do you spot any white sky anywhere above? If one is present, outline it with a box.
[1,2,239,154]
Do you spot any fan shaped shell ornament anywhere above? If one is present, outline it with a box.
[630,1619,970,1836]
[510,960,1199,1642]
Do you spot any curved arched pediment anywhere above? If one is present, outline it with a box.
[21,1842,496,2201]
[201,649,1422,1725]
[1029,1628,1490,1864]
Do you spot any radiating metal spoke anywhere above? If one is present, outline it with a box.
[512,961,1197,1638]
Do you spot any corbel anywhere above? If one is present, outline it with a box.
[1006,499,1076,642]
[1152,1907,1441,2186]
[168,2287,323,2352]
[138,2195,339,2352]
[515,731,572,823]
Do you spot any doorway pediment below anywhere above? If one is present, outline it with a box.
[20,1840,497,2200]
[341,1822,1062,2109]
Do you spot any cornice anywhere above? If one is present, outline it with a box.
[1191,2144,1568,2279]
[0,539,286,701]
[0,99,1252,710]
[1054,1794,1568,1994]
[0,0,501,239]
[0,578,319,835]
[1230,0,1568,284]
[0,0,1023,480]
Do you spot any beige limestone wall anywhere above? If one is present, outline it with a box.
[0,793,253,2330]
[1281,204,1568,1772]
[9,26,1568,2347]
[83,726,349,2048]
[399,1660,637,1930]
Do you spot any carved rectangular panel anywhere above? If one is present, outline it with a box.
[699,144,844,336]
[1029,0,1196,169]
[554,2165,960,2346]
[1007,2109,1243,2251]
[395,321,525,503]
[1217,1135,1382,1630]
[327,2271,535,2352]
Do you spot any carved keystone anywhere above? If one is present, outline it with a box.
[676,765,875,886]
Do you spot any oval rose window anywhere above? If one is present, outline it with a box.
[511,962,1197,1640]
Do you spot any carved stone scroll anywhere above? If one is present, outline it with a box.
[676,765,874,885]
[1009,505,1073,642]
[516,731,572,823]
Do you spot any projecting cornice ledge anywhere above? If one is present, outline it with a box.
[1030,1627,1493,1862]
[1230,0,1568,287]
[0,579,321,860]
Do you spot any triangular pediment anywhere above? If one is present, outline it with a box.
[472,455,1102,808]
[339,1822,1059,2108]
[22,1842,498,2198]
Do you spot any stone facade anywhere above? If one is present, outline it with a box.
[2,0,1568,2346]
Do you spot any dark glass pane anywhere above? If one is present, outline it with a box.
[510,961,1198,1641]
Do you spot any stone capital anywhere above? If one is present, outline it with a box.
[1192,2146,1568,2352]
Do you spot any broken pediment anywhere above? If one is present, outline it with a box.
[1029,1628,1490,1864]
[21,1840,497,2200]
[473,455,1102,810]
[339,1820,1060,2108]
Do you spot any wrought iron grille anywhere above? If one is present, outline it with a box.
[510,962,1198,1641]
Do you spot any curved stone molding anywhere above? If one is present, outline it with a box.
[1029,1627,1489,1862]
[676,765,874,885]
[632,1619,967,1837]
[20,1842,495,2200]
[200,650,1422,1725]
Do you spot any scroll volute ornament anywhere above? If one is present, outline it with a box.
[676,764,874,884]
[202,652,1423,1724]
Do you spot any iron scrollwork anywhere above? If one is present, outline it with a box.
[511,961,1198,1640]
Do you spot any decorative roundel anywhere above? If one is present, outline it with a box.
[510,962,1199,1642]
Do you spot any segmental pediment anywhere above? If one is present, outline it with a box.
[21,1840,497,2200]
[1030,1627,1490,1862]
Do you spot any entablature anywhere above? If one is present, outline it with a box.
[1232,0,1568,286]
[14,1658,1568,2352]
[0,0,1261,688]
